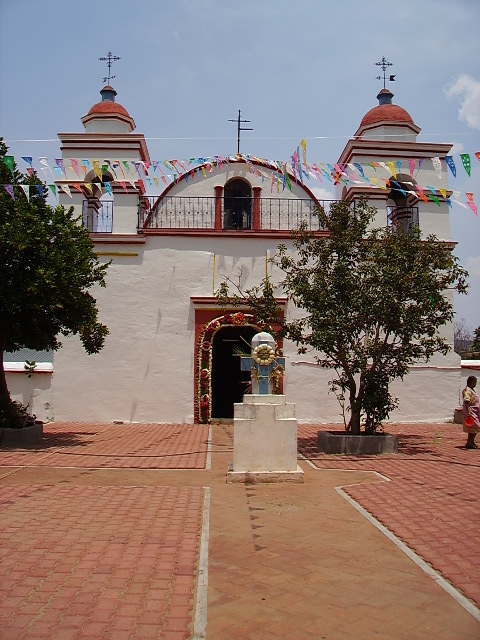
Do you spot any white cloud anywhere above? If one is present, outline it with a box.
[445,74,480,131]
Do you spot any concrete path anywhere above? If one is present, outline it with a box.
[1,421,479,639]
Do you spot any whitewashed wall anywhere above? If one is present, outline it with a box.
[51,233,460,424]
[5,365,54,422]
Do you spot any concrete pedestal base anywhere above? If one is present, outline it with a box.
[227,395,304,484]
[226,464,304,484]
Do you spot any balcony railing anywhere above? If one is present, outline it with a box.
[82,200,113,233]
[387,206,419,232]
[138,196,332,232]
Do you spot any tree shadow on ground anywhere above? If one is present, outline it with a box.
[396,434,445,457]
[2,430,98,451]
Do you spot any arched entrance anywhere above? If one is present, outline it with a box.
[211,325,257,419]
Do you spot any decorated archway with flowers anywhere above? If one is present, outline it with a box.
[195,312,266,424]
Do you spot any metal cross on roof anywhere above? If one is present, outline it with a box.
[99,51,121,85]
[228,109,253,154]
[375,56,395,89]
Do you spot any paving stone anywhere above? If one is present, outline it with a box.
[1,420,480,639]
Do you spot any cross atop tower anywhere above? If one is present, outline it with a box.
[375,56,395,89]
[99,51,121,85]
[228,109,253,154]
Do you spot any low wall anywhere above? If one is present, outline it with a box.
[4,363,54,422]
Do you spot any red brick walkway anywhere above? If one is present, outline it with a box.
[298,422,480,608]
[0,485,202,640]
[1,420,479,639]
[0,423,209,470]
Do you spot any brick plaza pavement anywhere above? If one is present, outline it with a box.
[1,420,479,639]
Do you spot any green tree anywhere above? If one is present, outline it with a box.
[218,198,468,434]
[0,139,109,427]
[470,325,480,353]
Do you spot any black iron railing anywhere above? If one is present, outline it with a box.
[259,198,330,231]
[82,200,113,233]
[138,195,333,231]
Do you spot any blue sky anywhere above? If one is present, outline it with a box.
[1,0,479,328]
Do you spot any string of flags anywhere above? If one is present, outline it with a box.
[2,147,479,216]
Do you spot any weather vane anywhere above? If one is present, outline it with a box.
[99,51,121,85]
[228,109,253,154]
[375,56,395,89]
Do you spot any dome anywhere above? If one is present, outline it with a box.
[81,85,135,132]
[358,88,414,129]
[87,101,131,119]
[360,103,413,127]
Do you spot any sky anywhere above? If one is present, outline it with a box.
[1,0,479,329]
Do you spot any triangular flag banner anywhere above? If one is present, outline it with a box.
[61,184,72,198]
[408,159,416,175]
[20,184,30,201]
[466,192,474,204]
[467,202,478,216]
[93,160,103,181]
[22,156,33,168]
[432,157,442,176]
[460,154,471,176]
[4,184,14,199]
[445,156,456,178]
[104,181,112,196]
[38,158,53,177]
[301,139,307,166]
[48,184,57,197]
[72,183,83,193]
[475,151,480,163]
[2,155,15,175]
[427,186,440,207]
[70,158,80,177]
[119,180,128,193]
[439,188,447,200]
[55,159,66,177]
[416,185,429,203]
[153,177,158,188]
[35,185,43,197]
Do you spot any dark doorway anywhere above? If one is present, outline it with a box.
[223,178,252,229]
[211,325,257,419]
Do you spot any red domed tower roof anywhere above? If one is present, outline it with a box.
[81,85,135,131]
[356,88,418,135]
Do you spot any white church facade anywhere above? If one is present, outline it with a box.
[8,82,463,425]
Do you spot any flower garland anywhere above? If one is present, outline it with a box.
[196,312,263,424]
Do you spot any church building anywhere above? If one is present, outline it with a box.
[18,79,461,424]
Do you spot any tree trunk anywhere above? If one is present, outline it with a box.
[348,385,362,435]
[348,407,362,435]
[0,337,20,427]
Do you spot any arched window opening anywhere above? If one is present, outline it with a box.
[387,172,419,233]
[82,169,115,232]
[223,178,252,230]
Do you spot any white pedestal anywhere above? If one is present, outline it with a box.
[226,395,304,484]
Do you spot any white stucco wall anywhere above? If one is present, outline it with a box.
[5,365,54,422]
[51,232,460,425]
